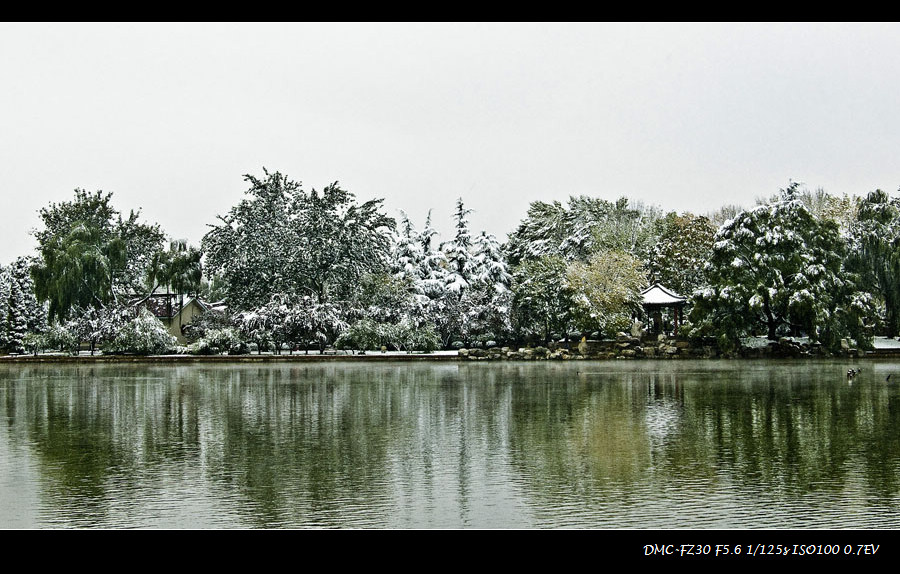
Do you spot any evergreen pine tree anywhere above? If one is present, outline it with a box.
[7,272,28,353]
[12,257,47,334]
[0,266,10,350]
[441,198,474,295]
[471,231,512,292]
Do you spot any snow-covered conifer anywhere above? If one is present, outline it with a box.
[1,257,47,353]
[441,198,475,295]
[0,266,10,350]
[471,231,512,293]
[6,272,28,353]
[391,210,425,286]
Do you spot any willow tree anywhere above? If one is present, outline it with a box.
[31,189,165,322]
[32,221,128,322]
[847,189,900,337]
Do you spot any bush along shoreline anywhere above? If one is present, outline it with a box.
[457,333,869,361]
[2,331,876,362]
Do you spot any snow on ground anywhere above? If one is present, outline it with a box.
[740,336,811,348]
[740,337,771,349]
[873,336,900,349]
[741,336,900,349]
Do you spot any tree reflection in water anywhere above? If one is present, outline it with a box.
[1,360,899,528]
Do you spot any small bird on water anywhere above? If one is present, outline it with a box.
[847,368,861,379]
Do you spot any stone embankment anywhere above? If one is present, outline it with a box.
[458,334,866,361]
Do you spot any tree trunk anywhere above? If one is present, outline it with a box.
[768,319,778,341]
[763,293,778,340]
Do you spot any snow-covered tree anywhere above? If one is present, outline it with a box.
[68,303,131,355]
[31,189,166,321]
[235,309,273,354]
[422,291,465,348]
[391,210,425,287]
[297,182,395,303]
[647,213,717,297]
[35,322,78,354]
[846,189,900,336]
[566,250,648,337]
[187,327,246,355]
[350,273,420,324]
[6,271,28,353]
[14,257,48,334]
[420,209,439,254]
[511,255,574,344]
[0,266,10,350]
[1,257,47,353]
[441,198,475,295]
[757,185,861,238]
[506,200,570,265]
[203,170,395,311]
[264,293,295,354]
[471,231,512,293]
[706,203,746,228]
[690,184,866,348]
[506,195,661,265]
[105,307,177,355]
[203,170,300,312]
[459,283,513,345]
[235,292,348,354]
[387,199,514,346]
[591,198,663,262]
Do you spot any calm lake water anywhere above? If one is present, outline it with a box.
[1,360,899,529]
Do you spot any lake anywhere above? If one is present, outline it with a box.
[1,359,899,529]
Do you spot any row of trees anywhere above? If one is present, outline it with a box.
[4,172,900,355]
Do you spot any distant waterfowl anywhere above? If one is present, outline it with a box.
[847,368,861,379]
[888,374,893,382]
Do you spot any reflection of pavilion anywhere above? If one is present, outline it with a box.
[645,374,682,446]
[645,397,681,445]
[640,284,687,336]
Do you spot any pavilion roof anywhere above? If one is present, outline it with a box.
[641,283,687,306]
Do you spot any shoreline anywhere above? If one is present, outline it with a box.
[3,336,899,364]
[1,353,896,364]
[0,353,461,364]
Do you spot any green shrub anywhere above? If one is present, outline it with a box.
[105,309,177,355]
[22,332,43,356]
[43,323,79,354]
[335,320,440,353]
[335,319,381,352]
[402,323,440,353]
[188,327,248,355]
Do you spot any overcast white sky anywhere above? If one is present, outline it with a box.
[3,22,900,265]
